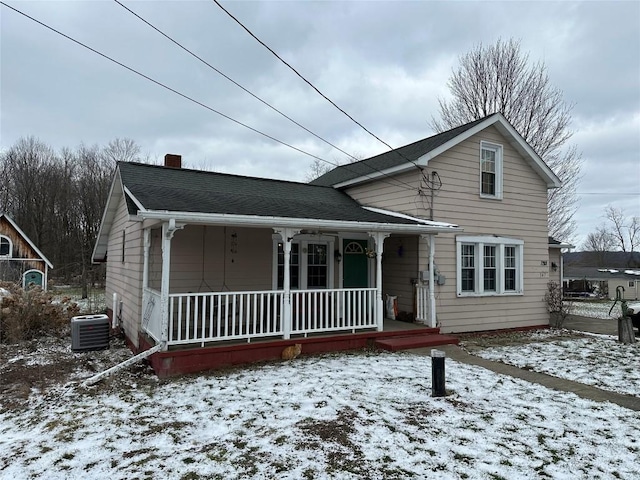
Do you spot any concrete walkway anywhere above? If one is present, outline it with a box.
[411,316,640,412]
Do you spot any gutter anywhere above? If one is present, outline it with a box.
[137,210,462,235]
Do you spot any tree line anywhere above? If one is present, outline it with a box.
[0,136,146,289]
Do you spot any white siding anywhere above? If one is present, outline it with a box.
[347,126,552,333]
[168,225,273,293]
[104,198,143,347]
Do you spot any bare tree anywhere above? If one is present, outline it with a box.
[605,206,639,252]
[582,225,615,252]
[0,137,143,286]
[431,38,582,241]
[102,137,142,166]
[305,158,334,182]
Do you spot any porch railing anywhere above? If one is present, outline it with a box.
[145,287,378,346]
[142,288,163,342]
[415,284,429,324]
[291,288,376,335]
[168,290,284,346]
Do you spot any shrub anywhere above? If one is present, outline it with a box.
[0,282,80,343]
[544,281,573,328]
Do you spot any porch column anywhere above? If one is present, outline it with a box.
[428,234,437,328]
[160,219,183,350]
[274,227,299,339]
[369,231,390,331]
[142,228,150,291]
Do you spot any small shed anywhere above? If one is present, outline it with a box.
[0,213,53,290]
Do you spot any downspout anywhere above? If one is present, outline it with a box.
[81,343,163,387]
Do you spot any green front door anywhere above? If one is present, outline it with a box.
[23,270,43,289]
[343,240,368,288]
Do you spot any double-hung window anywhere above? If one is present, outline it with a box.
[456,236,523,296]
[480,141,503,199]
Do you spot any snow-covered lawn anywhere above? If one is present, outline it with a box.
[473,331,640,397]
[568,300,619,319]
[2,344,639,479]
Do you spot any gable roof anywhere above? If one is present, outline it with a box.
[92,162,461,262]
[0,213,53,269]
[311,113,562,189]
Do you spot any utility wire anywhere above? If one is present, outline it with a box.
[113,0,417,191]
[0,2,420,193]
[0,3,329,164]
[114,0,356,162]
[211,0,424,171]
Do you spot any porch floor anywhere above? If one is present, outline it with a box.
[139,319,459,377]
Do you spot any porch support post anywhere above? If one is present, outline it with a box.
[274,227,299,339]
[369,231,390,331]
[159,220,183,350]
[142,228,150,291]
[428,234,437,328]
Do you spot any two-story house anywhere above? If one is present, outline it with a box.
[92,113,560,375]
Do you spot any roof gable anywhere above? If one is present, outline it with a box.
[311,113,561,189]
[0,213,54,268]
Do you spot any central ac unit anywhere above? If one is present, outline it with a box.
[71,314,110,352]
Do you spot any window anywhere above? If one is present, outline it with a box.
[461,244,475,292]
[274,238,332,290]
[480,141,503,199]
[307,244,328,288]
[0,235,11,257]
[457,236,523,296]
[630,281,636,288]
[277,243,299,289]
[483,245,496,291]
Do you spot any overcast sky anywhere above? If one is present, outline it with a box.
[1,0,638,247]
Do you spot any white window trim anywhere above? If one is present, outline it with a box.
[479,140,503,200]
[0,235,12,257]
[271,234,334,290]
[456,236,523,297]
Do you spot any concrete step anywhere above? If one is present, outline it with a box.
[375,334,459,352]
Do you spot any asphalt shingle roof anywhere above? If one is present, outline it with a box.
[118,162,424,225]
[310,115,492,187]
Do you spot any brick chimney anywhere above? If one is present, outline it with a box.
[164,154,182,168]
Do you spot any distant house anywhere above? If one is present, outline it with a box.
[92,113,562,375]
[564,251,640,299]
[0,213,53,290]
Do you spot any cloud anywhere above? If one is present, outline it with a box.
[1,0,638,246]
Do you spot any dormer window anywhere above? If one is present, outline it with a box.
[480,141,503,199]
[0,235,11,257]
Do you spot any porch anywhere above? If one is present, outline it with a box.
[137,316,458,377]
[142,286,434,347]
[136,285,457,376]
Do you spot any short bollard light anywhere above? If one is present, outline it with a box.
[431,349,446,397]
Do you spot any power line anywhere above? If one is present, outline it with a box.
[0,2,330,164]
[112,0,418,191]
[211,0,424,171]
[0,2,419,194]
